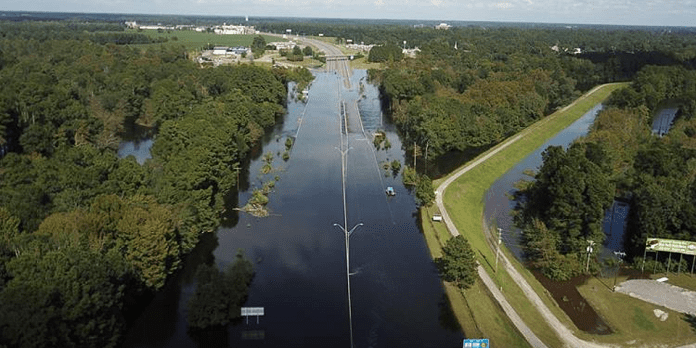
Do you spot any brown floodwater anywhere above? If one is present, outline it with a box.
[531,270,612,335]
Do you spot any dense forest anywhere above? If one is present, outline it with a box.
[366,25,696,169]
[516,65,696,280]
[0,20,312,347]
[3,12,696,344]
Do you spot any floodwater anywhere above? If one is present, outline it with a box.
[117,138,153,164]
[652,107,679,136]
[123,70,463,348]
[483,104,615,334]
[117,124,155,164]
[483,104,605,260]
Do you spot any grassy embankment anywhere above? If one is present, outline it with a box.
[422,83,627,347]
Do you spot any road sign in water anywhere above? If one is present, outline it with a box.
[463,338,489,348]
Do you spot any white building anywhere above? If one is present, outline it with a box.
[435,23,451,30]
[213,47,230,55]
[268,41,297,50]
[214,25,255,35]
[403,47,421,58]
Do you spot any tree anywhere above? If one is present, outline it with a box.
[251,36,266,57]
[415,174,435,207]
[302,45,313,57]
[436,236,477,289]
[187,250,254,330]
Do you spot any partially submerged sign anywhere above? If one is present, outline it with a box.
[241,307,264,324]
[646,238,696,256]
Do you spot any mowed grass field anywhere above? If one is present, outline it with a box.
[132,29,283,50]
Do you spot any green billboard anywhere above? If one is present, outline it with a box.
[646,238,696,256]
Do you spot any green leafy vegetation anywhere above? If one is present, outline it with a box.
[251,35,266,57]
[0,19,313,347]
[519,65,696,276]
[436,235,477,290]
[515,143,614,280]
[368,43,404,62]
[187,250,255,330]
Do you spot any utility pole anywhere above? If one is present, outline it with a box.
[413,142,417,170]
[495,228,502,273]
[613,251,626,292]
[586,240,595,273]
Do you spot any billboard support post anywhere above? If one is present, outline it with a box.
[679,254,683,274]
[642,244,648,273]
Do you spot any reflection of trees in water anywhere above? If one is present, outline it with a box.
[122,233,219,347]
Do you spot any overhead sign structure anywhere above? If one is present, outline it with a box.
[646,238,696,256]
[241,307,265,324]
[463,338,489,348]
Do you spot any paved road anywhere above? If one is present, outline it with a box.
[616,279,696,316]
[435,84,619,348]
[299,36,352,88]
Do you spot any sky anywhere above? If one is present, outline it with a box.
[5,0,696,27]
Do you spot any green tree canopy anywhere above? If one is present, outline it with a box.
[436,236,477,290]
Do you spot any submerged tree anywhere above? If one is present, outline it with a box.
[187,250,255,330]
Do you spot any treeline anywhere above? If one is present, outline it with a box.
[0,26,311,346]
[517,65,696,280]
[369,38,578,167]
[0,21,167,44]
[367,43,404,62]
[362,23,696,176]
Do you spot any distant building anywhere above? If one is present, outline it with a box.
[139,25,175,30]
[435,23,451,30]
[125,21,137,29]
[213,47,230,55]
[550,45,582,55]
[230,47,249,55]
[268,41,296,50]
[347,43,375,52]
[402,47,421,58]
[214,25,255,35]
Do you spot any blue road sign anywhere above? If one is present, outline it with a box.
[463,338,489,348]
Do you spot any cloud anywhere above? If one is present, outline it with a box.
[431,0,443,6]
[494,2,513,9]
[375,0,385,6]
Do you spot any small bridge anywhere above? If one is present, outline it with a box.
[325,55,349,61]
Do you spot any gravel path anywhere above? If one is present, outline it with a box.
[615,279,696,316]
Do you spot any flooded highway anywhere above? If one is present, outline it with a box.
[123,67,463,347]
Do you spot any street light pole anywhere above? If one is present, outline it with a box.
[586,240,595,273]
[334,222,363,348]
[613,251,626,292]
